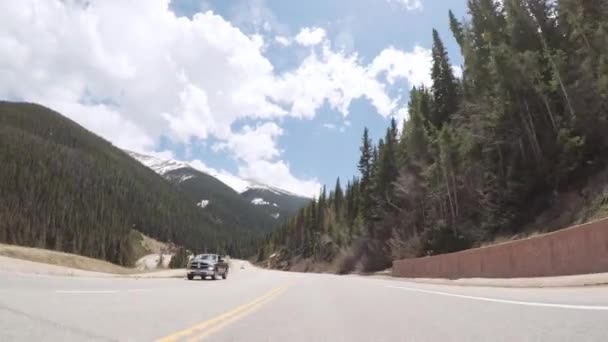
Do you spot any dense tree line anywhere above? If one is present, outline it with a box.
[0,102,258,265]
[258,0,608,271]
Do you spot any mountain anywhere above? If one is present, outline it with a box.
[241,186,311,222]
[126,151,282,232]
[0,101,257,265]
[127,152,311,221]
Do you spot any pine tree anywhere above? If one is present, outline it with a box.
[358,128,373,183]
[404,88,432,164]
[317,186,327,233]
[357,128,374,229]
[334,178,344,218]
[431,29,459,129]
[374,122,399,207]
[449,10,465,48]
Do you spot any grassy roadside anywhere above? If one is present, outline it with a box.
[0,243,140,275]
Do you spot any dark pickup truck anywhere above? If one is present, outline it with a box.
[186,254,229,280]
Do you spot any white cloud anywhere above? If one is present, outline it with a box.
[42,99,155,152]
[0,1,284,146]
[274,35,291,46]
[213,122,283,163]
[369,46,432,88]
[394,107,409,133]
[388,0,423,11]
[295,27,326,46]
[272,44,394,118]
[322,123,347,133]
[452,65,463,79]
[0,0,433,197]
[271,43,431,119]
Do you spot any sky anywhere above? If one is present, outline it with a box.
[0,0,467,197]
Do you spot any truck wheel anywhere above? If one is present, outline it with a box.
[222,272,227,280]
[187,274,194,280]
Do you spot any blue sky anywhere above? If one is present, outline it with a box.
[168,0,467,194]
[0,0,468,197]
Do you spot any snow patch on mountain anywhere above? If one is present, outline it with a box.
[197,200,209,208]
[244,179,302,197]
[127,151,188,175]
[167,173,194,183]
[271,213,280,219]
[251,198,270,206]
[178,174,194,182]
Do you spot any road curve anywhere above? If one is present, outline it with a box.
[1,261,608,341]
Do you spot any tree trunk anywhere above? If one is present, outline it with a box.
[538,91,557,132]
[524,98,543,161]
[441,163,457,231]
[531,7,576,118]
[450,167,459,218]
[516,98,541,162]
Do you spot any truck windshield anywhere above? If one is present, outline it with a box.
[197,254,216,261]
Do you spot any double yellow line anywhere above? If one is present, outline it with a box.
[157,285,289,342]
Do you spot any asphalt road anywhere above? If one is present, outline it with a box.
[1,262,608,342]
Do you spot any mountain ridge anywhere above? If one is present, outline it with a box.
[0,101,260,265]
[126,150,308,199]
[126,151,311,223]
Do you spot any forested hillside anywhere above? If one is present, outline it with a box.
[258,0,608,272]
[157,167,281,233]
[0,102,257,265]
[241,187,311,222]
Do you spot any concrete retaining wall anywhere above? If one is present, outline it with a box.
[392,218,608,279]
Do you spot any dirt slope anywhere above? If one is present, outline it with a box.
[0,243,137,275]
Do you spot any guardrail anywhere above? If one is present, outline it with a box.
[392,217,608,279]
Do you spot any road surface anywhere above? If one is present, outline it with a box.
[1,262,608,341]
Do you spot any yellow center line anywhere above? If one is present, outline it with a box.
[186,286,288,342]
[156,285,289,342]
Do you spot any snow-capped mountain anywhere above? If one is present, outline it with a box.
[242,179,301,198]
[127,151,189,176]
[127,151,298,195]
[126,151,310,221]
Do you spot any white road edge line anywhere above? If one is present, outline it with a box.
[55,290,119,293]
[55,288,155,293]
[387,285,608,311]
[126,289,154,292]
